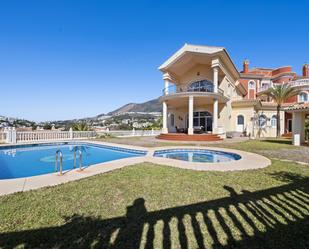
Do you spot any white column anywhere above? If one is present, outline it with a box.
[164,79,169,95]
[281,111,285,135]
[4,127,10,143]
[213,99,218,133]
[188,95,194,135]
[292,112,305,146]
[162,101,168,134]
[212,66,219,133]
[213,67,219,93]
[69,127,73,140]
[11,127,17,143]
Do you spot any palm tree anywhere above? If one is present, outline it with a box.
[261,83,299,137]
[72,122,89,131]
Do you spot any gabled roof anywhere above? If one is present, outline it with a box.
[158,44,224,70]
[158,44,240,80]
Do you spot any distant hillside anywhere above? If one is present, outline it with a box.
[107,98,161,115]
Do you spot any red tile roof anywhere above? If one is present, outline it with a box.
[284,103,309,111]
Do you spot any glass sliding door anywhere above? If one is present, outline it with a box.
[187,111,213,133]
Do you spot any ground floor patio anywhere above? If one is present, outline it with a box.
[161,94,227,136]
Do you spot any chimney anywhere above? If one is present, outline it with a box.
[243,59,249,74]
[303,64,309,77]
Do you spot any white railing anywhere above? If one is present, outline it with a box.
[162,85,225,97]
[17,131,70,142]
[97,129,161,138]
[72,131,96,139]
[257,79,309,93]
[1,129,96,144]
[0,128,161,144]
[0,132,6,143]
[16,131,96,143]
[257,85,270,93]
[287,78,309,87]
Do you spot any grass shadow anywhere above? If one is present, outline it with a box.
[0,172,308,249]
[261,138,292,145]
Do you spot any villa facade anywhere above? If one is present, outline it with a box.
[158,44,309,142]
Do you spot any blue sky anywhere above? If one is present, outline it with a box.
[0,0,308,121]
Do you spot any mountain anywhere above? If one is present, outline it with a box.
[107,98,161,116]
[1,98,162,128]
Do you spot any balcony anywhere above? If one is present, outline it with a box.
[287,78,309,88]
[257,78,309,93]
[162,84,224,96]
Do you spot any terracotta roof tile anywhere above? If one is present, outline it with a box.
[284,103,309,111]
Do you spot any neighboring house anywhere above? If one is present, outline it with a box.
[157,44,309,141]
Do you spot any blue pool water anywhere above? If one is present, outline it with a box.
[154,149,241,163]
[0,143,146,179]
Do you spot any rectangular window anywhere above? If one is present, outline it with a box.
[170,114,175,127]
[193,118,199,126]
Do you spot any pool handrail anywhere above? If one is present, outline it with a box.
[55,149,63,175]
[73,146,83,171]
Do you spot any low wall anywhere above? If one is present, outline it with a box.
[1,128,161,144]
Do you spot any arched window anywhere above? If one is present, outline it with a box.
[258,115,267,128]
[237,115,244,125]
[248,81,255,89]
[271,115,277,128]
[299,92,308,102]
[188,80,214,92]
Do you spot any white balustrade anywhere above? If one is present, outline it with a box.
[0,128,160,144]
[287,79,309,87]
[97,129,161,138]
[0,132,6,143]
[2,130,96,144]
[258,79,309,93]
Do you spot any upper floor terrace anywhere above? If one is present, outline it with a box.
[257,78,309,93]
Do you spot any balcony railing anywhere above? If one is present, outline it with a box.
[257,85,270,93]
[287,78,309,87]
[257,78,309,93]
[162,85,224,96]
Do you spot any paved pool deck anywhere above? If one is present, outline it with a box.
[0,140,271,196]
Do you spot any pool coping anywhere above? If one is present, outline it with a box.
[0,140,271,196]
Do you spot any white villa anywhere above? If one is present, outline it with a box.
[157,44,309,144]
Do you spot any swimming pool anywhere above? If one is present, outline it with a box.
[154,149,241,163]
[0,143,146,179]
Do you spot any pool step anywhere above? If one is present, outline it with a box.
[156,133,222,141]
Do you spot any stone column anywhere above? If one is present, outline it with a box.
[69,127,73,140]
[213,99,218,133]
[163,73,170,95]
[213,67,218,93]
[164,79,169,95]
[292,112,305,146]
[11,127,17,144]
[162,101,168,134]
[4,127,10,143]
[213,66,219,133]
[188,95,194,135]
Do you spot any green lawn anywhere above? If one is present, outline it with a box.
[219,138,293,150]
[0,140,309,248]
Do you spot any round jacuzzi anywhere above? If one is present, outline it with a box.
[153,149,241,163]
